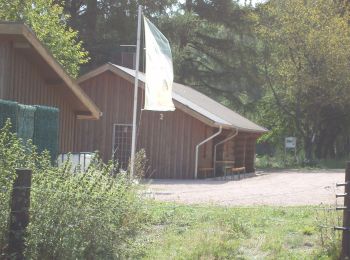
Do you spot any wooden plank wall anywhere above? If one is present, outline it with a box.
[245,137,257,172]
[74,71,134,161]
[138,110,213,179]
[232,132,258,173]
[213,131,259,174]
[74,71,214,179]
[0,41,77,153]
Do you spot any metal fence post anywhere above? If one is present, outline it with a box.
[7,168,32,259]
[342,163,350,259]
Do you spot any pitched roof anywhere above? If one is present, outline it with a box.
[0,22,101,119]
[78,63,267,133]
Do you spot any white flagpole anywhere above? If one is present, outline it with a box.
[130,5,142,178]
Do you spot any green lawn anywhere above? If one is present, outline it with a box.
[140,203,341,260]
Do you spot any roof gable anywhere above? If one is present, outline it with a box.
[0,22,101,119]
[78,63,267,133]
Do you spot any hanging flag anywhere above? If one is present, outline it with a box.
[143,16,175,111]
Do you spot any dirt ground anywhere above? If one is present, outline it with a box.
[145,169,345,206]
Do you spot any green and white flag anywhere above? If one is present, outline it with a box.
[143,16,175,111]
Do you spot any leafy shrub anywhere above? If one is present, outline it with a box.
[255,153,301,169]
[128,148,148,180]
[0,120,38,256]
[256,152,346,170]
[0,120,148,259]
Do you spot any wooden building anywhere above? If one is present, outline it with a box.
[74,63,267,179]
[0,22,101,153]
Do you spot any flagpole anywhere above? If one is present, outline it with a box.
[130,5,142,178]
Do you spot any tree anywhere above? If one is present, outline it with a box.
[59,0,177,71]
[159,0,263,113]
[256,0,350,159]
[0,0,89,78]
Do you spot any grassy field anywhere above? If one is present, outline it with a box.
[141,203,341,260]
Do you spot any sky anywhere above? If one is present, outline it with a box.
[238,0,266,6]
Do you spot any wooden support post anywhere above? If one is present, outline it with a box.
[7,169,32,259]
[342,162,350,259]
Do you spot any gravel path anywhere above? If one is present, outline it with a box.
[145,169,345,206]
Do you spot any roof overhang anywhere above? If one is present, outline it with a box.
[0,22,101,120]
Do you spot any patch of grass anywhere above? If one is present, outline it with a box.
[141,203,341,259]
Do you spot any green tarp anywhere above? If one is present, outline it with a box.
[0,99,18,132]
[0,99,59,161]
[18,104,36,143]
[33,105,59,161]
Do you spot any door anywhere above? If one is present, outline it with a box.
[112,124,132,170]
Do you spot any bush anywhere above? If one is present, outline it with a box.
[128,148,148,180]
[256,152,347,170]
[0,121,37,256]
[255,153,301,169]
[0,120,148,259]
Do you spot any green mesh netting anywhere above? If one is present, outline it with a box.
[0,99,59,161]
[17,104,36,143]
[0,99,18,132]
[33,105,59,161]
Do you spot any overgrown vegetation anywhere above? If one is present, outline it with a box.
[255,153,347,169]
[0,121,147,259]
[142,203,341,259]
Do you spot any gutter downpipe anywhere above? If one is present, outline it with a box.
[213,128,238,177]
[195,125,222,179]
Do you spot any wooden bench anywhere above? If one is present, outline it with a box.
[224,166,246,180]
[198,168,213,179]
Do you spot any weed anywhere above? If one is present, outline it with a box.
[142,204,341,259]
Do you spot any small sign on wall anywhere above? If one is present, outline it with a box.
[285,137,296,149]
[285,137,297,162]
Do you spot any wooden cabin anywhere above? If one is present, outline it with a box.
[0,22,100,153]
[74,63,267,179]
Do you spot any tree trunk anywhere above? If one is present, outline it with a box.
[86,0,98,42]
[304,136,313,162]
[186,0,193,12]
[68,0,80,29]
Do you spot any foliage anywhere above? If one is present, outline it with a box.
[0,0,89,77]
[58,0,177,72]
[0,121,37,256]
[142,203,341,259]
[256,0,350,160]
[128,148,148,180]
[0,121,147,259]
[255,153,302,169]
[159,0,263,112]
[256,153,346,169]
